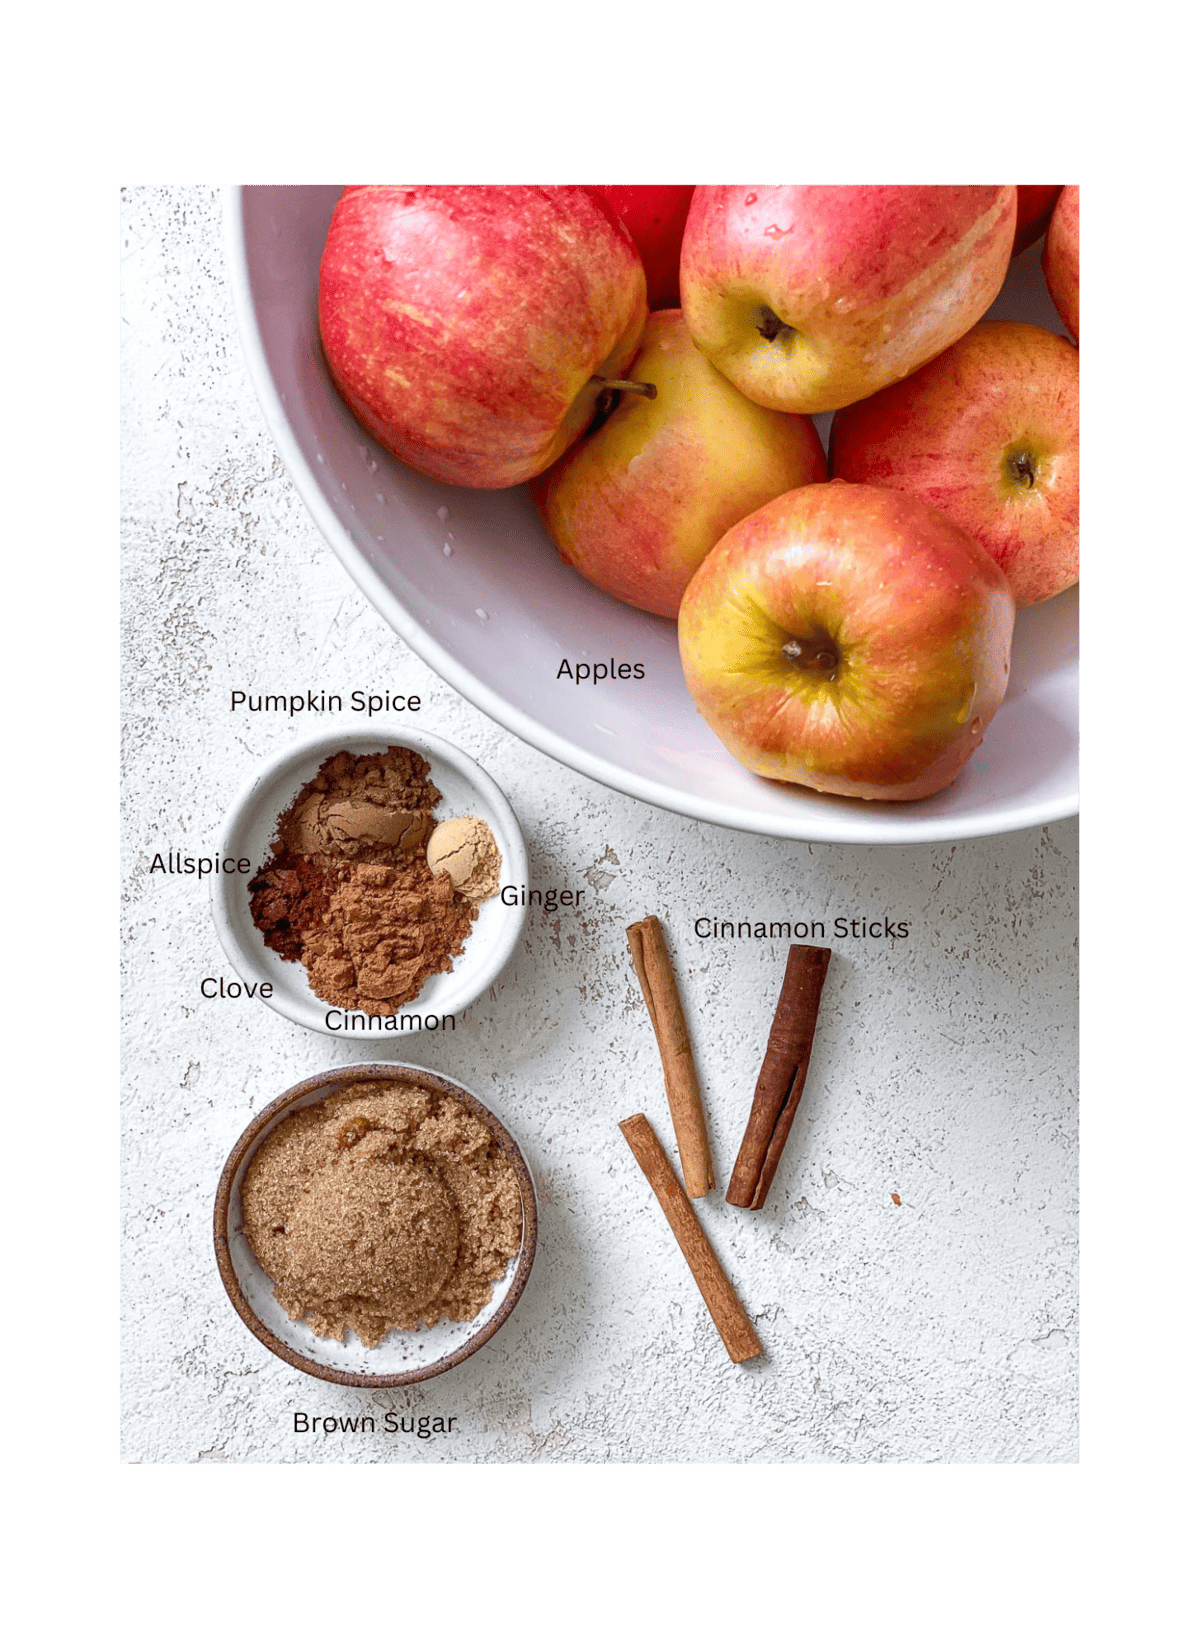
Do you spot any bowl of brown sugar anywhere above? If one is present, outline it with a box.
[214,1063,537,1386]
[211,725,528,1039]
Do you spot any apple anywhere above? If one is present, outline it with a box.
[1042,185,1079,340]
[677,481,1015,801]
[829,321,1078,608]
[532,311,826,618]
[1011,185,1062,256]
[318,185,648,489]
[678,186,1017,415]
[590,186,695,309]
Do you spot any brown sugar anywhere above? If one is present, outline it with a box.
[248,747,485,1011]
[241,1079,524,1347]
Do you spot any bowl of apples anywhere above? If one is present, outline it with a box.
[226,184,1078,844]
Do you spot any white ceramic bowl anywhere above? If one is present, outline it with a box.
[227,186,1078,844]
[214,1063,537,1387]
[210,724,528,1039]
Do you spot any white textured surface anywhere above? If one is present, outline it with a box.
[121,186,1078,1464]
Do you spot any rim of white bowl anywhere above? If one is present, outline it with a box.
[210,722,529,1039]
[225,186,1078,846]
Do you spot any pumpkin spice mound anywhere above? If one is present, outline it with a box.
[248,746,480,1012]
[241,1080,523,1346]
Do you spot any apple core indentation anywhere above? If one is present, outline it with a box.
[782,632,840,682]
[1005,447,1039,489]
[756,306,796,345]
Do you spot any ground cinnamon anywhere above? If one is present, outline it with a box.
[626,915,715,1197]
[726,944,831,1209]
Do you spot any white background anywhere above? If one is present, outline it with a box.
[122,185,1077,1464]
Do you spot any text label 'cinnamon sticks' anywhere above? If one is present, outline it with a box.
[726,944,832,1211]
[626,915,715,1197]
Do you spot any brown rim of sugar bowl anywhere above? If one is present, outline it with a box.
[213,1063,537,1388]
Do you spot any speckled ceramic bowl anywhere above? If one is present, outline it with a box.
[214,1063,537,1387]
[210,723,528,1040]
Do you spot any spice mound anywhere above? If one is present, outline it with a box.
[426,815,502,901]
[241,1079,524,1346]
[248,747,499,1013]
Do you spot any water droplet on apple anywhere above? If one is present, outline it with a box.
[375,492,386,504]
[367,458,378,474]
[745,192,757,205]
[443,543,454,558]
[437,505,450,522]
[316,452,325,465]
[476,608,489,621]
[970,718,982,737]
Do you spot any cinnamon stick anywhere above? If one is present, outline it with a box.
[619,1113,762,1364]
[626,915,715,1197]
[726,944,831,1210]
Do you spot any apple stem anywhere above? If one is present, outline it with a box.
[594,377,657,400]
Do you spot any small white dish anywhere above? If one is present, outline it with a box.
[214,1063,537,1387]
[210,724,527,1039]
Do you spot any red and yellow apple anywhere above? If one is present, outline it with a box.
[531,311,826,618]
[677,481,1015,801]
[678,186,1017,415]
[829,321,1078,608]
[589,186,695,310]
[1011,186,1062,256]
[1042,185,1079,340]
[319,185,648,489]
